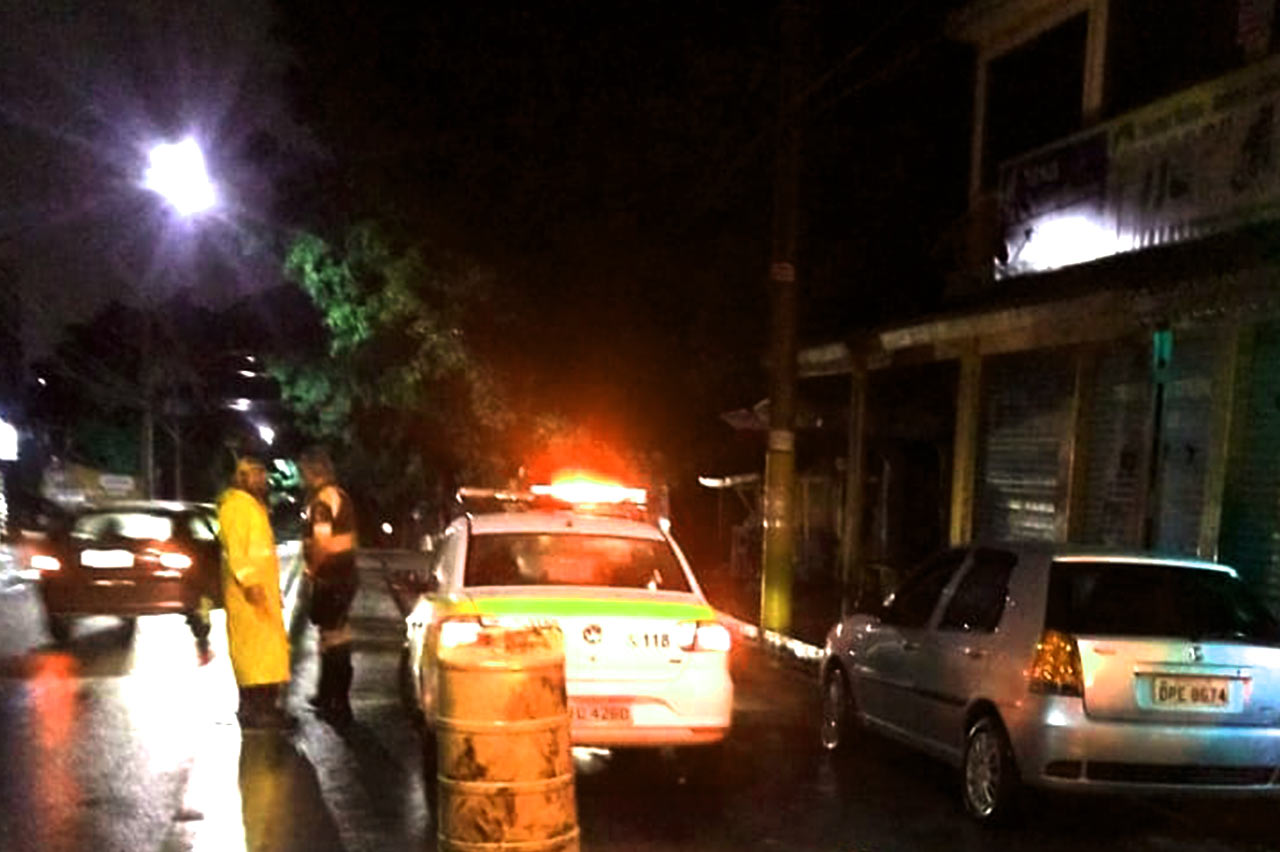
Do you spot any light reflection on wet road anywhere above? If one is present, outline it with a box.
[1,559,1276,852]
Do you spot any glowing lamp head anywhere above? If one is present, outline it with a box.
[143,137,217,216]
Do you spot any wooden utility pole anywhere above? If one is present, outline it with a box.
[761,0,808,634]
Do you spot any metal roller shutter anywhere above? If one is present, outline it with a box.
[1079,342,1152,547]
[974,349,1076,542]
[1152,332,1226,556]
[1220,323,1280,615]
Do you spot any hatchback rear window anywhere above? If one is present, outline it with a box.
[1046,560,1280,643]
[465,533,691,592]
[72,512,174,542]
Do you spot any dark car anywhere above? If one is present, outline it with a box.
[29,501,222,642]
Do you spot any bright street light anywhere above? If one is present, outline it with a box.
[256,423,276,446]
[143,137,217,216]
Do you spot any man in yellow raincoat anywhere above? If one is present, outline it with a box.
[219,456,293,729]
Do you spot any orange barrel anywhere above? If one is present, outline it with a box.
[436,625,579,852]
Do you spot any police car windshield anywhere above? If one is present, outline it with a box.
[465,533,691,592]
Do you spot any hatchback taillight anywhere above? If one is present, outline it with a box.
[29,553,60,572]
[1028,629,1083,697]
[158,552,193,570]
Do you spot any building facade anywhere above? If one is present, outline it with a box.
[812,0,1280,615]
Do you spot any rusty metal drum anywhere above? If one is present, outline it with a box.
[436,625,579,852]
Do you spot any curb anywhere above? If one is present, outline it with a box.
[716,611,823,676]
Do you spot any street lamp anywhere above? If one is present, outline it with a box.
[142,137,217,216]
[139,135,218,498]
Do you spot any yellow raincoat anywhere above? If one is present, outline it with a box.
[218,488,291,687]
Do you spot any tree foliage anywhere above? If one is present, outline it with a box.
[275,222,512,521]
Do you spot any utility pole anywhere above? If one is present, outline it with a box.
[761,0,807,634]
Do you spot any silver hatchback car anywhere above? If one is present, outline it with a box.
[820,545,1280,823]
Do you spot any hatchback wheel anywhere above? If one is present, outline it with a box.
[820,666,858,754]
[961,715,1019,825]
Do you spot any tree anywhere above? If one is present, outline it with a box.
[275,222,512,527]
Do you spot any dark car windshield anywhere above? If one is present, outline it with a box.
[72,511,175,543]
[1047,559,1280,644]
[465,533,691,592]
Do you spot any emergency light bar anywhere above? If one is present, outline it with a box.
[456,477,648,511]
[531,480,646,505]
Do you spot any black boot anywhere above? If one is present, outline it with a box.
[314,645,354,726]
[236,686,256,727]
[240,685,296,730]
[308,653,335,711]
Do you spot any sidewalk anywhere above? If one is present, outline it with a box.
[698,567,836,676]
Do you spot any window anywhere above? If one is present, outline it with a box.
[883,549,967,628]
[464,533,691,592]
[73,511,173,542]
[940,548,1017,632]
[1046,560,1280,643]
[983,14,1087,188]
[1106,0,1266,118]
[188,514,218,542]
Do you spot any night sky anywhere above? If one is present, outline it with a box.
[1,0,971,470]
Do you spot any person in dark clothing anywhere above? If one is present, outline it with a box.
[299,447,358,726]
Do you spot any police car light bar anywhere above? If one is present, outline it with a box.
[456,487,535,503]
[531,479,646,506]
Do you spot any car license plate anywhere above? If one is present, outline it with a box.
[570,701,632,724]
[1152,677,1230,708]
[81,549,135,569]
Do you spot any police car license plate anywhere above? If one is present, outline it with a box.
[570,700,632,724]
[1152,677,1230,708]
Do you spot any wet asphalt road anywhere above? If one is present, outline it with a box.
[0,552,1275,852]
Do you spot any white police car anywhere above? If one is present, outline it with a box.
[403,479,734,748]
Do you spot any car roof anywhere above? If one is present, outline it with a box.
[467,510,667,540]
[973,541,1233,573]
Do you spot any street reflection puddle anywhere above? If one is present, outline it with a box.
[170,726,248,852]
[28,652,81,852]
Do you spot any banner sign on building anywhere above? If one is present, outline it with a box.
[999,54,1280,278]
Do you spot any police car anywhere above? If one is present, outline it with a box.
[402,478,733,749]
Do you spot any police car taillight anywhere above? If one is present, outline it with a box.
[675,620,732,653]
[438,617,483,649]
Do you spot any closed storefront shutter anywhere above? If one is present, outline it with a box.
[1153,332,1227,556]
[1220,323,1280,614]
[974,349,1076,542]
[1079,341,1152,547]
